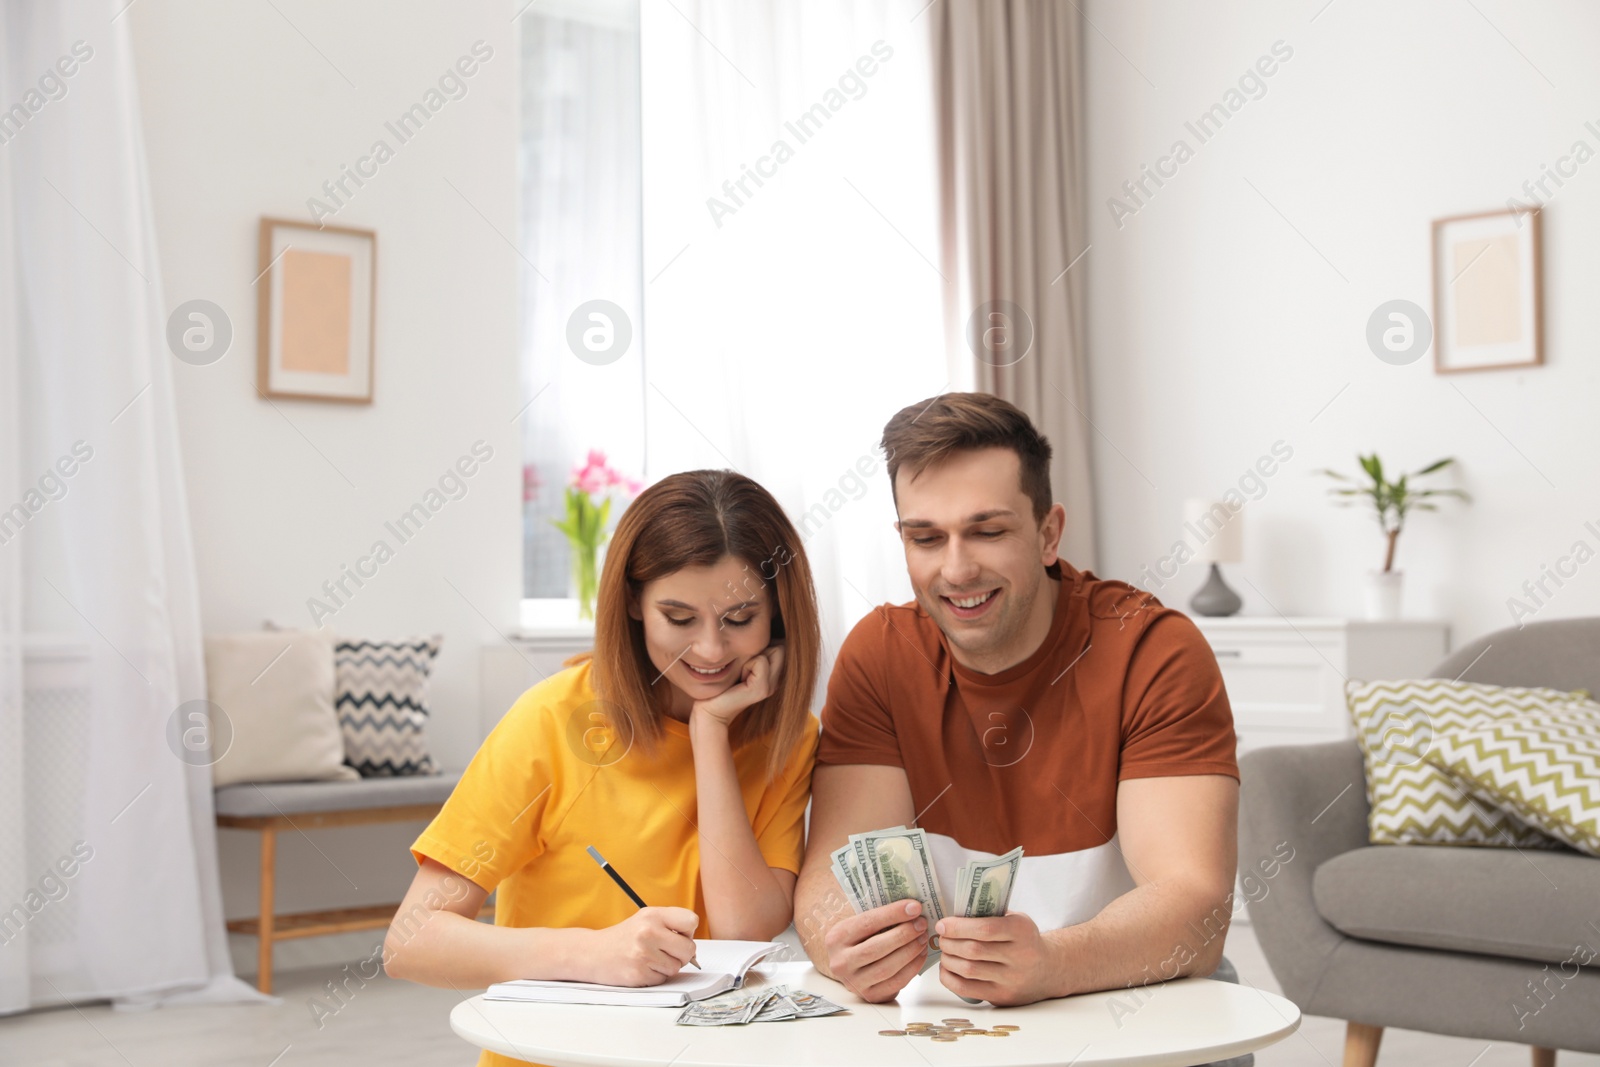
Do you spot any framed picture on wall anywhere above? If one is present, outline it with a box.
[257,217,376,402]
[1431,207,1542,374]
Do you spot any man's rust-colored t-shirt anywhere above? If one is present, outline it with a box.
[817,559,1239,929]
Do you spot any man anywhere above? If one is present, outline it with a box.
[794,392,1250,1060]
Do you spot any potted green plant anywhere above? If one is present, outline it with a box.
[1313,454,1470,619]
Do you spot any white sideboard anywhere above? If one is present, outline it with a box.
[479,628,596,739]
[1190,616,1450,756]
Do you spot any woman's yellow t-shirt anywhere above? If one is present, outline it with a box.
[410,658,818,1067]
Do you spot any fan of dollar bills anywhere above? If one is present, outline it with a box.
[676,985,846,1026]
[828,826,1023,935]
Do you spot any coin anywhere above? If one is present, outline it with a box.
[994,1025,1020,1030]
[932,1035,958,1042]
[961,1028,987,1034]
[941,1018,970,1024]
[986,1030,1011,1036]
[879,1030,908,1036]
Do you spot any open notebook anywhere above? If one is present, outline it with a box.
[483,940,784,1007]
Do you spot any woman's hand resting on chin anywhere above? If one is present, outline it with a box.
[689,642,785,731]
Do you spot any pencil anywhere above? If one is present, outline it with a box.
[586,845,700,969]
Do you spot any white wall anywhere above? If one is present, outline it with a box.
[1083,0,1600,645]
[130,0,521,974]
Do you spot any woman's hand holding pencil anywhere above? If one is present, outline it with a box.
[585,907,701,987]
[585,845,701,985]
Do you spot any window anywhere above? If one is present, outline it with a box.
[514,0,945,640]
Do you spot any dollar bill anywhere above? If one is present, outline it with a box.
[675,987,778,1026]
[952,847,1023,918]
[753,986,800,1022]
[862,828,947,926]
[829,845,867,914]
[785,988,846,1018]
[843,825,908,911]
[845,830,889,911]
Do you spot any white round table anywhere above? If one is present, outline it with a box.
[450,961,1300,1067]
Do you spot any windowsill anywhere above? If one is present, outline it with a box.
[518,598,597,639]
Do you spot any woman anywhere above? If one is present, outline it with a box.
[385,469,820,1067]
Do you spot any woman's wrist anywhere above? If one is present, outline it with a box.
[511,924,593,983]
[687,707,734,742]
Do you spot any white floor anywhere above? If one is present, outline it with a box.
[1,923,1596,1066]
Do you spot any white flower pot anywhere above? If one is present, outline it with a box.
[1363,569,1403,620]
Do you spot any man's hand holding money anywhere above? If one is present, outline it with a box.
[822,899,930,1003]
[824,827,1024,1004]
[935,911,1059,1006]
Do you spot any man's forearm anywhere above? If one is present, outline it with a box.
[1041,878,1234,998]
[792,860,855,976]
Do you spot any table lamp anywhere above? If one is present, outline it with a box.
[1183,498,1243,617]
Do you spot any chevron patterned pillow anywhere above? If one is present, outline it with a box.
[335,635,442,777]
[1344,678,1587,848]
[1423,704,1600,857]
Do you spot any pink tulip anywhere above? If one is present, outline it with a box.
[565,448,642,502]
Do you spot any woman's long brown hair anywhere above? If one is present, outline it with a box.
[565,469,819,781]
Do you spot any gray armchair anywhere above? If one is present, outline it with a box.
[1239,617,1600,1067]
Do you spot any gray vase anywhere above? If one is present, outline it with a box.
[1190,562,1243,617]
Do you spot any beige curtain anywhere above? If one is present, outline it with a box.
[932,0,1098,571]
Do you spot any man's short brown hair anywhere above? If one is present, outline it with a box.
[880,392,1054,524]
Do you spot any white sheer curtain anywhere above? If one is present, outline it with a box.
[518,2,645,601]
[0,0,263,1013]
[639,0,950,675]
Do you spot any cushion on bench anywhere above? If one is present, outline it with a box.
[1313,844,1600,967]
[214,772,461,817]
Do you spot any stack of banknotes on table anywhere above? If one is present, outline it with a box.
[676,985,846,1026]
[829,825,1023,969]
